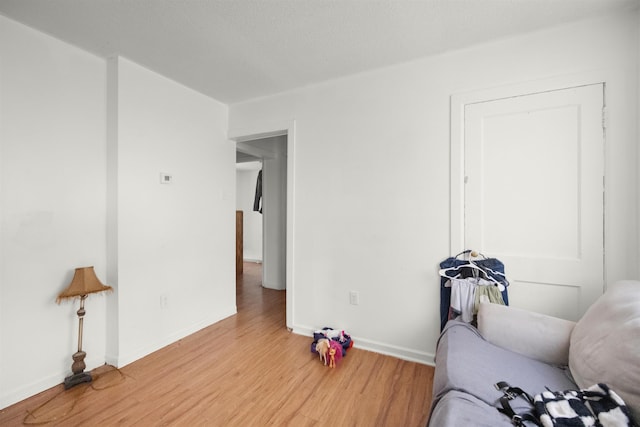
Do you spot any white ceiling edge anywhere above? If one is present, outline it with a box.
[0,0,638,104]
[236,161,262,171]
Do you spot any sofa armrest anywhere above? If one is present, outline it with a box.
[477,302,576,366]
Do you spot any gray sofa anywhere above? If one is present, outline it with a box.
[428,280,640,426]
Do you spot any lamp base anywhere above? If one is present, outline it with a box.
[64,372,92,389]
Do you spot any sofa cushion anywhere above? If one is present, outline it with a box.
[477,301,576,366]
[433,320,577,412]
[428,390,513,427]
[569,280,640,422]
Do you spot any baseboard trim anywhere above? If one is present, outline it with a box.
[262,280,285,290]
[352,337,435,366]
[0,370,66,410]
[1,354,119,409]
[107,306,237,368]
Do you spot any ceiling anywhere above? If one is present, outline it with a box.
[0,0,637,104]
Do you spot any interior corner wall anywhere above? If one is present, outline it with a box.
[108,57,236,367]
[0,16,107,407]
[229,11,640,364]
[637,8,640,279]
[236,166,263,262]
[105,56,120,366]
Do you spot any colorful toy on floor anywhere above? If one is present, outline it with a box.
[317,328,346,342]
[328,339,343,367]
[315,338,330,366]
[310,327,353,367]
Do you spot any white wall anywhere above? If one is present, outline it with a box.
[0,17,236,408]
[638,10,640,279]
[236,163,263,262]
[261,136,287,290]
[0,16,107,407]
[229,11,640,364]
[107,57,235,367]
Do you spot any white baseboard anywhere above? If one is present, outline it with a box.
[290,324,435,366]
[0,370,66,410]
[1,308,240,409]
[1,355,119,409]
[106,306,237,368]
[262,280,285,290]
[352,337,435,366]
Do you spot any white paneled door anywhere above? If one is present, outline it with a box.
[463,84,604,321]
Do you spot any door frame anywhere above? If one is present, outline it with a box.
[229,119,296,330]
[450,73,606,258]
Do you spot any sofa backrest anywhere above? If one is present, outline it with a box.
[569,280,640,423]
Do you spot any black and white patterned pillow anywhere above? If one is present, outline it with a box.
[534,383,637,427]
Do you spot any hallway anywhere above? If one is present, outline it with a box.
[236,261,285,326]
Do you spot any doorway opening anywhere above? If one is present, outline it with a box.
[236,158,263,271]
[231,121,295,330]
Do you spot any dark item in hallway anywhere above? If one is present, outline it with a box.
[253,169,262,213]
[236,210,243,276]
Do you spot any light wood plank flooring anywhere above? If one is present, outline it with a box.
[0,262,434,426]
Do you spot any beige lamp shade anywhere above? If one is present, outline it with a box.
[56,266,112,303]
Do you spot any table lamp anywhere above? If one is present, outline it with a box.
[57,266,112,389]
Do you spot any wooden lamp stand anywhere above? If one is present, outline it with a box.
[64,295,92,389]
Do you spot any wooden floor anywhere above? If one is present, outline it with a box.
[0,262,434,426]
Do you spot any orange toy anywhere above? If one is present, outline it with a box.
[329,347,337,368]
